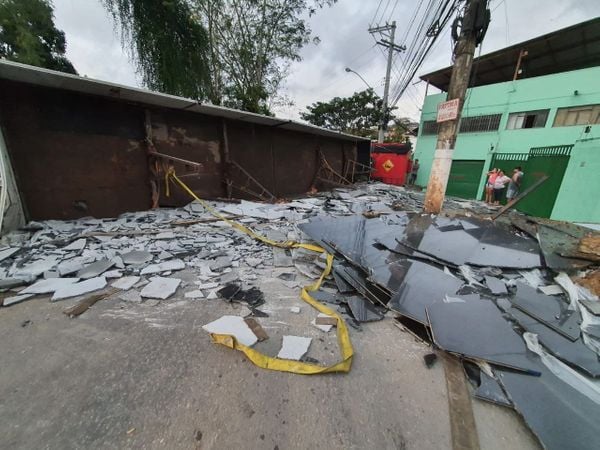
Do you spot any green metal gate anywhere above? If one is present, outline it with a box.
[489,145,572,218]
[446,160,485,200]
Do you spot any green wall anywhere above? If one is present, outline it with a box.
[551,137,600,223]
[414,66,600,222]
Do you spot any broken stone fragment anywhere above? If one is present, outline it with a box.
[311,313,335,332]
[202,315,258,346]
[21,277,80,295]
[2,293,35,307]
[111,276,140,291]
[277,335,312,360]
[118,289,142,303]
[14,256,59,279]
[140,277,181,300]
[76,259,115,279]
[0,247,20,262]
[63,238,86,251]
[52,277,107,301]
[184,290,204,299]
[140,259,185,275]
[245,257,262,268]
[121,250,153,265]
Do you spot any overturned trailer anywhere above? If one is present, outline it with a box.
[0,60,371,230]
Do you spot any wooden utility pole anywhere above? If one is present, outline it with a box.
[423,0,484,213]
[369,22,406,143]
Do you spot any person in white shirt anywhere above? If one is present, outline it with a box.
[493,170,511,205]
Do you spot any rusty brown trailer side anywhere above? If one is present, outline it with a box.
[0,78,360,221]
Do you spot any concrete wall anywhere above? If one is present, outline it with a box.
[414,66,600,221]
[551,137,600,223]
[0,80,358,222]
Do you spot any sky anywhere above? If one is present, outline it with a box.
[52,0,600,122]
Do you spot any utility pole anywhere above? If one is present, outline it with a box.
[369,21,405,143]
[423,0,489,213]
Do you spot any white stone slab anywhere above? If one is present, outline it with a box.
[184,290,204,299]
[3,293,35,307]
[140,277,181,299]
[21,277,80,294]
[63,238,86,251]
[539,284,564,296]
[121,250,152,265]
[195,281,219,290]
[14,257,59,279]
[290,306,301,314]
[202,315,258,346]
[277,336,312,360]
[111,276,140,291]
[0,247,19,262]
[52,277,107,301]
[140,259,185,275]
[155,231,176,240]
[119,290,142,303]
[76,259,114,279]
[246,257,262,268]
[206,289,218,299]
[103,270,123,279]
[57,257,88,276]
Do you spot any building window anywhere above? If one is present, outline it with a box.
[459,114,502,133]
[421,120,439,135]
[553,105,600,127]
[506,109,549,129]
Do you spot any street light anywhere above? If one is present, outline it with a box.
[344,67,373,90]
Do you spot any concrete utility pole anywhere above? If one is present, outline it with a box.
[369,22,405,143]
[423,0,483,213]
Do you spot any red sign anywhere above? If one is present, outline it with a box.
[436,98,460,123]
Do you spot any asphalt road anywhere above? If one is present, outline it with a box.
[0,273,541,449]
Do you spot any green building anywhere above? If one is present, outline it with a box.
[413,18,600,224]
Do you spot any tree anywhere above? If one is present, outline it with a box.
[0,0,76,74]
[104,0,335,114]
[386,117,416,143]
[103,0,210,99]
[301,89,395,138]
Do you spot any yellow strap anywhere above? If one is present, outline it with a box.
[168,170,353,374]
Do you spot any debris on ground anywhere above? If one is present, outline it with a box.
[0,182,598,450]
[297,196,600,450]
[277,335,312,360]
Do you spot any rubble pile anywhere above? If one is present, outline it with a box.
[1,181,599,448]
[299,207,600,450]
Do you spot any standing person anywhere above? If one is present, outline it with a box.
[506,166,524,202]
[485,168,498,204]
[409,159,420,185]
[493,169,511,205]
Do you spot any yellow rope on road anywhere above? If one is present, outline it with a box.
[167,170,353,374]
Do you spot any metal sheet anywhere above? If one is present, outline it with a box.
[510,282,581,341]
[496,350,600,450]
[427,295,540,374]
[508,307,600,377]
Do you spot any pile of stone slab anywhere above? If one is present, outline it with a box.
[299,210,600,450]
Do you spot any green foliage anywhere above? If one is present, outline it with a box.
[301,89,395,138]
[103,0,210,99]
[104,0,335,114]
[0,0,76,74]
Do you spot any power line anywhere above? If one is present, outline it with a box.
[370,0,384,27]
